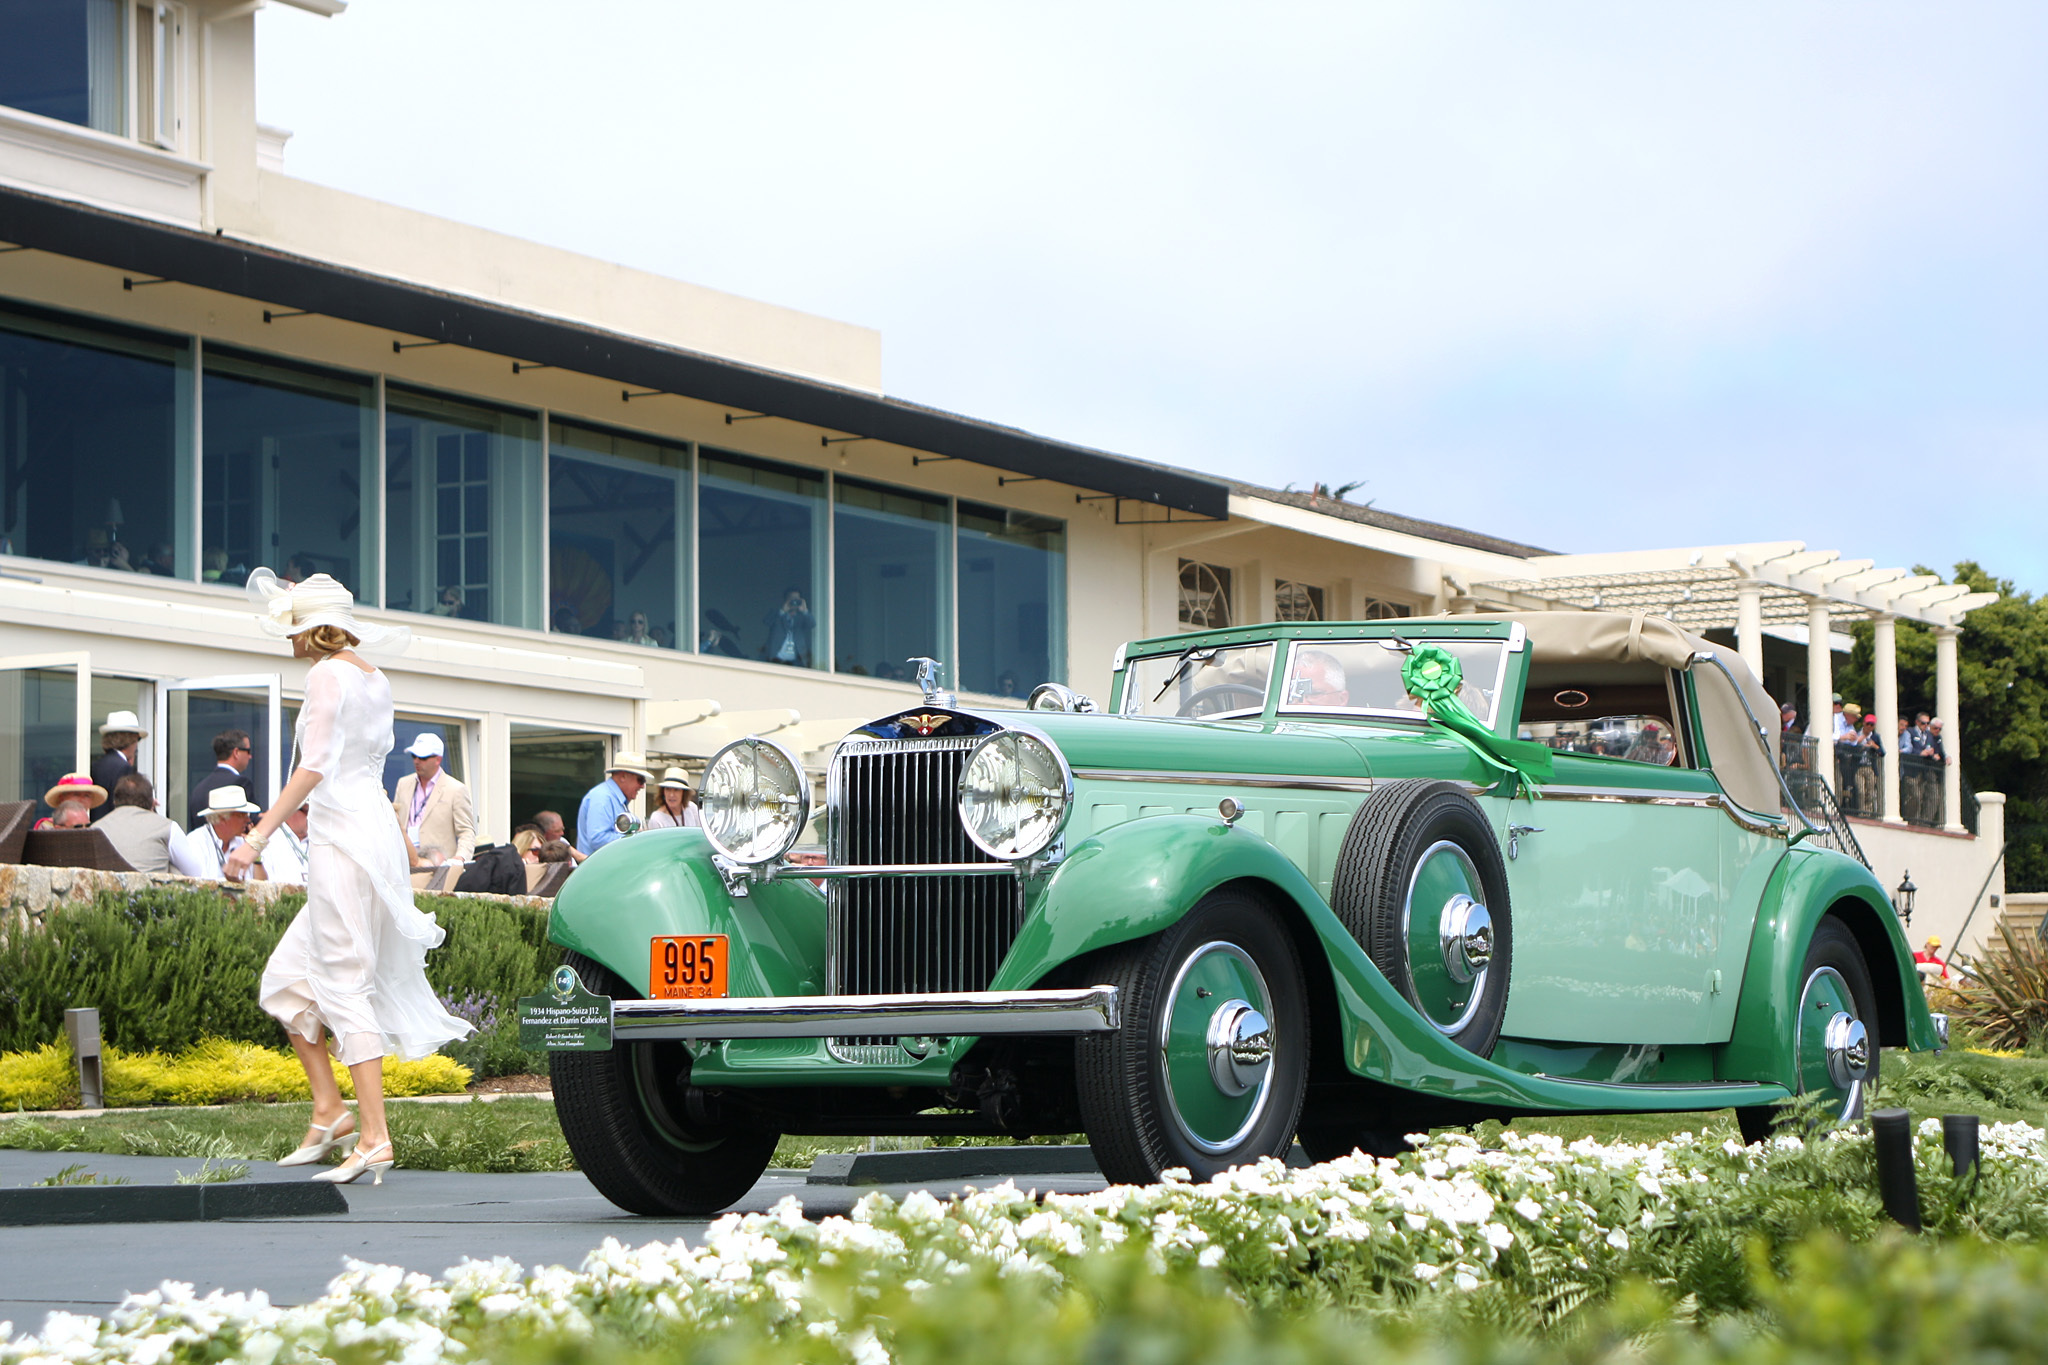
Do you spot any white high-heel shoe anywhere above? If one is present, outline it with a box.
[278,1112,358,1167]
[312,1139,394,1186]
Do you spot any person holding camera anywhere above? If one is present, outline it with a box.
[761,587,815,667]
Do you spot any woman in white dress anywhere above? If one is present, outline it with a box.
[643,767,702,829]
[225,571,472,1184]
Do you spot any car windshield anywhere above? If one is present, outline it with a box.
[1276,638,1510,727]
[1122,643,1275,718]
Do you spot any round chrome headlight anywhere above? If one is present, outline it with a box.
[957,729,1072,861]
[700,736,811,865]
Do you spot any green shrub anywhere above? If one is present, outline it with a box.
[0,888,561,1055]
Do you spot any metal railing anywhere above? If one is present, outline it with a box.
[1779,736,1952,830]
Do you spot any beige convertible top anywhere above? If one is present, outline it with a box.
[1449,611,1782,815]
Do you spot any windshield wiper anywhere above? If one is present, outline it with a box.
[1151,647,1218,703]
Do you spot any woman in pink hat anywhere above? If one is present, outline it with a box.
[225,570,472,1186]
[35,773,106,829]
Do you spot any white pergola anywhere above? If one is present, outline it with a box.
[1468,543,1999,831]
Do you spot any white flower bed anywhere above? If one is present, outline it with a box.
[6,1120,2042,1365]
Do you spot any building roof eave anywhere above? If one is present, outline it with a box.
[0,184,1228,519]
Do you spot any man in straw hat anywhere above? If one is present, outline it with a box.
[92,709,148,820]
[185,783,263,880]
[36,772,105,829]
[576,750,653,855]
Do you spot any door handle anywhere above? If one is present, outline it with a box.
[1507,823,1544,860]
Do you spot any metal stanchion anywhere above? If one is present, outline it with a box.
[63,1008,102,1110]
[1943,1113,1981,1183]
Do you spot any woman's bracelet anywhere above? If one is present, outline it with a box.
[243,830,270,854]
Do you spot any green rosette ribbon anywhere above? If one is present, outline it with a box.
[1399,644,1552,796]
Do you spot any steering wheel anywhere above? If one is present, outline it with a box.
[1177,683,1268,718]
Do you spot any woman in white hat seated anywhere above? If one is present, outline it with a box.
[644,767,702,828]
[223,570,472,1187]
[182,783,263,879]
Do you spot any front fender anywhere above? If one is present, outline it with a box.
[990,816,1320,989]
[1717,846,1939,1085]
[545,829,827,998]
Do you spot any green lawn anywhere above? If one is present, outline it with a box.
[5,1047,2043,1178]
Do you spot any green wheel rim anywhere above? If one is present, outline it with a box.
[1794,966,1867,1116]
[1400,840,1487,1035]
[1157,941,1275,1155]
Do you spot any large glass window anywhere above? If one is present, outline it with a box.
[697,450,825,669]
[201,348,375,596]
[958,503,1065,697]
[833,478,948,681]
[0,303,191,577]
[548,420,688,649]
[0,0,125,134]
[384,386,541,628]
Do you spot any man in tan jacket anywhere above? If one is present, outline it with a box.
[391,732,475,863]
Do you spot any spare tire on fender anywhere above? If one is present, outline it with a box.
[1329,779,1513,1057]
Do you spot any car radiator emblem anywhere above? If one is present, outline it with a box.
[900,712,953,736]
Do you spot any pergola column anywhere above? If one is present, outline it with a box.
[1735,579,1765,678]
[1806,596,1834,790]
[1872,613,1902,823]
[1936,625,1964,832]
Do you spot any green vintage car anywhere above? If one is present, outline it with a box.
[540,611,1941,1215]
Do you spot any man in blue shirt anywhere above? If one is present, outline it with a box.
[577,752,653,855]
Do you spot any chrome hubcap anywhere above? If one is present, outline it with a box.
[1439,894,1494,983]
[1205,999,1273,1097]
[1824,1013,1870,1090]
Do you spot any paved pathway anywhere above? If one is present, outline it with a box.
[0,1150,1108,1338]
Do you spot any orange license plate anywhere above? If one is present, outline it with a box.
[650,934,729,999]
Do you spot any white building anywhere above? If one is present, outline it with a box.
[0,1,2005,950]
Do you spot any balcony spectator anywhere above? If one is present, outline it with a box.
[761,589,815,667]
[1852,713,1883,815]
[699,609,744,657]
[95,773,201,876]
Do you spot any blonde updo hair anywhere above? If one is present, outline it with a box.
[300,625,361,657]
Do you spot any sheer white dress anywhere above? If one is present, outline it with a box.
[260,658,473,1065]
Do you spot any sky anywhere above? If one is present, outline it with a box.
[255,2,2048,592]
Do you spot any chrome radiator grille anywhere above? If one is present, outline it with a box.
[828,735,1022,1059]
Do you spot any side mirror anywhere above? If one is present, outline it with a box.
[613,813,641,837]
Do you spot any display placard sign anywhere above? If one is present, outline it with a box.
[518,966,614,1051]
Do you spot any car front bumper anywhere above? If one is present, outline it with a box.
[610,985,1121,1041]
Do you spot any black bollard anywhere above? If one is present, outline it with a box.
[1871,1108,1921,1232]
[1942,1113,1981,1182]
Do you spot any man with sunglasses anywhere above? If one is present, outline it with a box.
[188,729,254,830]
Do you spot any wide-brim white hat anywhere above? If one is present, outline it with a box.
[657,766,693,790]
[246,568,410,656]
[608,751,654,781]
[100,710,148,739]
[202,784,262,817]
